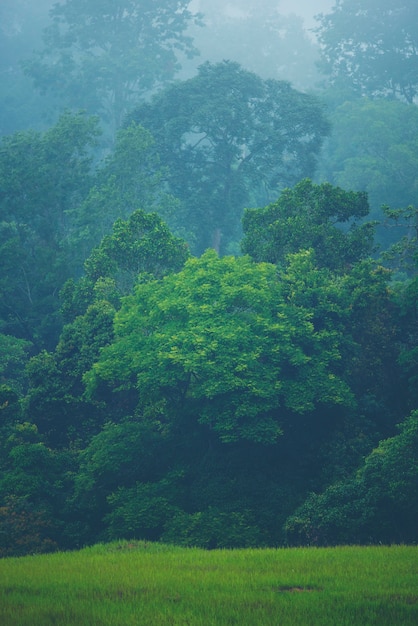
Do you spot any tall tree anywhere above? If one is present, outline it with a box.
[130,61,329,254]
[24,0,200,134]
[24,209,189,448]
[316,0,418,103]
[71,121,174,255]
[0,111,100,347]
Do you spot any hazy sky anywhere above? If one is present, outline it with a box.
[280,0,335,29]
[189,2,336,31]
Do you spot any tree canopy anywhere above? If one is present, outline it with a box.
[1,7,418,555]
[85,250,352,444]
[130,61,330,254]
[316,0,418,103]
[24,0,200,134]
[0,111,99,347]
[241,179,374,272]
[317,99,418,218]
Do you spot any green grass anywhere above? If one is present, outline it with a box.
[0,541,417,625]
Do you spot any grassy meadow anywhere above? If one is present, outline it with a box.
[0,541,417,625]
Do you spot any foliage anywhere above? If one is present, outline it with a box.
[23,208,189,448]
[162,507,266,549]
[130,61,330,254]
[241,179,373,272]
[0,334,32,394]
[0,496,58,558]
[85,250,352,444]
[61,208,190,321]
[0,111,100,347]
[391,273,418,409]
[338,260,402,427]
[24,0,201,134]
[284,410,418,546]
[316,99,418,246]
[0,419,77,555]
[316,0,418,103]
[104,471,184,542]
[71,122,177,253]
[381,205,418,275]
[73,418,169,535]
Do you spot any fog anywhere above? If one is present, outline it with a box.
[279,0,335,30]
[182,0,333,91]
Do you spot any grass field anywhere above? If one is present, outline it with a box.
[0,541,417,625]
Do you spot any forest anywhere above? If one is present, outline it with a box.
[0,0,417,557]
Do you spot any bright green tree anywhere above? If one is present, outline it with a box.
[85,250,352,444]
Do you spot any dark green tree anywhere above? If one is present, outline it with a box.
[25,209,189,448]
[316,0,418,103]
[241,179,374,272]
[316,98,418,252]
[284,410,418,546]
[130,61,330,254]
[0,334,31,394]
[0,111,100,347]
[0,420,77,556]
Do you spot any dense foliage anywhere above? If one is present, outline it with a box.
[0,0,417,556]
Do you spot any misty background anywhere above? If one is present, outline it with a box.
[0,0,334,135]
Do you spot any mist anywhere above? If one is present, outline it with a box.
[279,0,335,30]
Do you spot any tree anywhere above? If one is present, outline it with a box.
[0,419,77,556]
[130,61,330,254]
[23,209,189,448]
[316,99,418,241]
[61,208,190,322]
[85,250,352,445]
[284,410,418,546]
[71,122,178,255]
[0,334,32,395]
[241,179,374,272]
[0,111,100,347]
[316,0,418,103]
[381,204,418,276]
[24,0,201,134]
